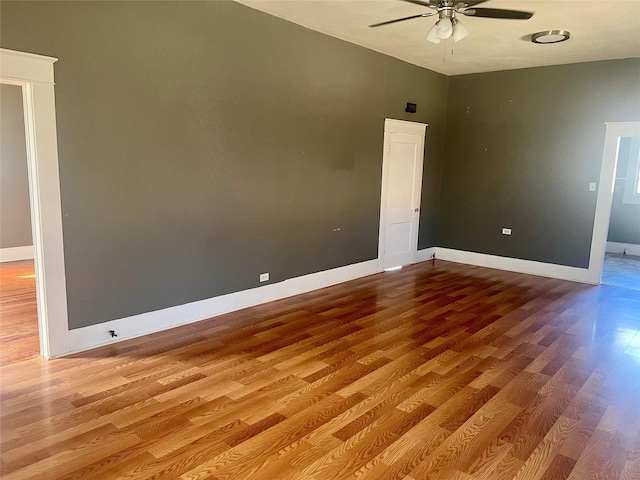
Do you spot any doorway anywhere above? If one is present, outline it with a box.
[0,48,69,358]
[601,136,640,290]
[378,119,427,271]
[590,122,640,288]
[0,83,39,364]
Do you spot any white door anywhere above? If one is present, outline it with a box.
[379,119,426,270]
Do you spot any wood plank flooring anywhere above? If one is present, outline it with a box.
[1,259,639,479]
[0,260,39,366]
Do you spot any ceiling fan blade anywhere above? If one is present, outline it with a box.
[369,12,436,27]
[457,1,489,6]
[400,0,439,9]
[461,8,533,19]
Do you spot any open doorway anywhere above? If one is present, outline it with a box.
[602,136,640,290]
[0,48,70,359]
[590,122,640,289]
[0,83,39,364]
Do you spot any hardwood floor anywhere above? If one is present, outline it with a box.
[1,259,639,479]
[0,260,39,366]
[602,253,640,291]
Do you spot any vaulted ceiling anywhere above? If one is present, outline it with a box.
[234,0,640,75]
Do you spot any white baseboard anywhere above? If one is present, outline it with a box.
[65,244,609,356]
[606,242,640,257]
[434,248,595,284]
[67,259,380,355]
[416,247,436,263]
[0,245,34,263]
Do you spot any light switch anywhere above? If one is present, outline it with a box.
[589,182,597,192]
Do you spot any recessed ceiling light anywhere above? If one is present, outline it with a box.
[531,30,570,44]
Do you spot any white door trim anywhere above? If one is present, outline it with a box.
[378,118,427,272]
[0,48,69,358]
[588,121,640,284]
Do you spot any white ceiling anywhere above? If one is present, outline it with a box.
[234,0,640,76]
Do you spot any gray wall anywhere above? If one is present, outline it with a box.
[439,59,640,268]
[608,137,640,245]
[0,84,32,249]
[0,1,448,329]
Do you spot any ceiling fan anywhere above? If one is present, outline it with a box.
[370,0,534,44]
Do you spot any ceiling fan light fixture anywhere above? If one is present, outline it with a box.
[531,30,570,44]
[436,17,453,39]
[426,23,441,44]
[370,0,536,47]
[452,19,469,42]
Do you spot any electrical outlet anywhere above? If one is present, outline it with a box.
[502,228,512,236]
[259,273,269,282]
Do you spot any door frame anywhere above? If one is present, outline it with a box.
[0,48,69,358]
[588,121,640,284]
[378,118,427,272]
